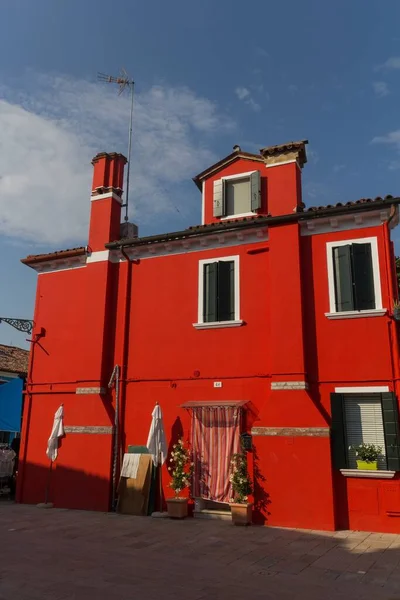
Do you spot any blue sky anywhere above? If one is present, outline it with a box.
[1,0,400,347]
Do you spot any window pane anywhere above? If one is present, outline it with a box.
[225,178,250,216]
[203,263,217,322]
[351,243,375,310]
[344,394,387,469]
[333,245,354,312]
[217,261,235,321]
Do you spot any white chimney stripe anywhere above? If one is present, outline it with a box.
[91,192,123,204]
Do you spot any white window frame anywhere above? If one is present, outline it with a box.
[335,386,395,478]
[220,171,257,220]
[193,255,243,329]
[325,236,386,319]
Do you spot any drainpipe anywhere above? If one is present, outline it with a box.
[108,364,120,510]
[383,207,400,387]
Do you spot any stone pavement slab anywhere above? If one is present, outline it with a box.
[1,503,400,599]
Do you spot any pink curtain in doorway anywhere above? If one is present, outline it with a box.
[191,407,241,503]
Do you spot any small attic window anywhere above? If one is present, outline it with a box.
[213,171,261,218]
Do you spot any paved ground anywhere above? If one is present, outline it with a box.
[1,504,400,599]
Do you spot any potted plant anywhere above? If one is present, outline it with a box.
[166,438,193,519]
[229,451,253,525]
[350,443,382,470]
[393,300,400,321]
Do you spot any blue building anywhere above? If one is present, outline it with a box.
[0,344,28,444]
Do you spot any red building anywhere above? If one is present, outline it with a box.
[17,140,400,532]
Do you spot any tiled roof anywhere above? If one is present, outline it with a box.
[303,196,394,212]
[21,247,86,266]
[0,344,29,376]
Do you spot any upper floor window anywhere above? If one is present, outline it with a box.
[193,255,243,329]
[213,171,261,219]
[326,237,384,318]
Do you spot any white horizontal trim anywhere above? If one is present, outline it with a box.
[38,264,86,275]
[121,228,268,261]
[0,371,19,379]
[64,425,113,435]
[301,208,392,237]
[86,250,109,263]
[76,387,106,395]
[325,309,387,320]
[265,159,299,169]
[340,469,396,479]
[91,192,122,204]
[221,212,257,221]
[193,320,244,330]
[221,171,257,181]
[335,386,390,393]
[271,381,309,390]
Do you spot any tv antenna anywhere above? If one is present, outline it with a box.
[98,69,134,223]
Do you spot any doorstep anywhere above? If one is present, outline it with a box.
[194,508,232,521]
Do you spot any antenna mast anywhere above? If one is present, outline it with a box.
[98,69,134,223]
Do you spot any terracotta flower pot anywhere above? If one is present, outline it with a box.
[230,502,252,526]
[356,460,378,470]
[166,497,188,519]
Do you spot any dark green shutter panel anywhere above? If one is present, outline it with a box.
[203,263,217,322]
[330,393,347,469]
[352,243,375,310]
[381,392,400,471]
[217,260,235,321]
[332,246,354,312]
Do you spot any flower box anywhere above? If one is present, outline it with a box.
[166,497,188,519]
[356,460,378,471]
[230,502,252,526]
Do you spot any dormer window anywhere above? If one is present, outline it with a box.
[213,171,261,218]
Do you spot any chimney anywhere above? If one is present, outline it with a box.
[260,140,308,216]
[88,152,127,251]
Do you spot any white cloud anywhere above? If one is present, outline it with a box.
[371,130,400,145]
[234,86,261,112]
[371,129,400,170]
[372,81,389,97]
[308,149,319,165]
[235,87,250,101]
[0,73,235,245]
[376,57,400,70]
[333,164,345,173]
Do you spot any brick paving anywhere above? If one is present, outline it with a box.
[1,503,400,599]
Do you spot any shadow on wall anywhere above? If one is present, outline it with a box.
[17,460,112,512]
[252,443,271,525]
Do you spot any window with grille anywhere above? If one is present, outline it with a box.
[344,394,387,469]
[330,392,400,472]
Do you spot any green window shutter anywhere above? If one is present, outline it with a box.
[203,263,218,322]
[213,179,225,217]
[217,260,235,321]
[333,245,354,312]
[381,392,400,471]
[351,243,375,311]
[330,393,347,469]
[250,170,261,211]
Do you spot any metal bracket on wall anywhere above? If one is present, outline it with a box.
[0,318,34,335]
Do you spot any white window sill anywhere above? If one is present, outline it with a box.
[221,212,256,221]
[325,309,387,320]
[193,320,244,330]
[340,469,396,479]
